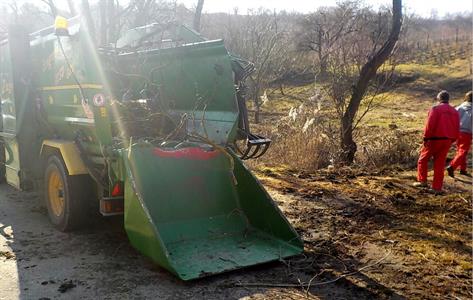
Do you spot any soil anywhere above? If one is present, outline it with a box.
[0,166,471,299]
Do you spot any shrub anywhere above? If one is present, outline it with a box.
[255,98,421,171]
[355,128,421,168]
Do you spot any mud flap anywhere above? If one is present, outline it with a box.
[122,143,303,280]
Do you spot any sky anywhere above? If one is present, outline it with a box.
[27,0,472,19]
[177,0,472,17]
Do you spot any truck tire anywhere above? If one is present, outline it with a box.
[44,155,90,231]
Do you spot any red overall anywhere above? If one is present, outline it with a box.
[417,103,459,190]
[449,132,472,171]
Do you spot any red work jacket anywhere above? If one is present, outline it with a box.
[423,103,460,141]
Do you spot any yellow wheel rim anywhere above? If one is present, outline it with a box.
[48,168,65,217]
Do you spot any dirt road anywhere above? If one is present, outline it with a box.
[0,184,279,300]
[0,184,374,300]
[0,166,471,299]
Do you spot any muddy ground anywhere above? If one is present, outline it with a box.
[0,167,471,299]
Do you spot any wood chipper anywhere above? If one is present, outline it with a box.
[0,16,303,280]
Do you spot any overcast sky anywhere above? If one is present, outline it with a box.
[177,0,472,17]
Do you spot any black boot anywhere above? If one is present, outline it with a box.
[446,166,454,178]
[460,170,472,177]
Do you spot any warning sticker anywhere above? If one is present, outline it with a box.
[93,93,106,106]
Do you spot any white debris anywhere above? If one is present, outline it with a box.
[401,112,415,118]
[302,118,315,133]
[260,90,269,106]
[288,107,298,122]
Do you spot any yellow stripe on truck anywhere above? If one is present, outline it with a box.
[40,84,103,91]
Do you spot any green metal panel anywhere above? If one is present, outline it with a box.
[121,143,303,280]
[31,32,108,150]
[2,136,20,188]
[0,43,15,132]
[27,22,114,178]
[0,26,38,189]
[0,42,19,188]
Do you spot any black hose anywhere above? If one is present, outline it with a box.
[56,36,87,104]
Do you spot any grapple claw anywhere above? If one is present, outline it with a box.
[235,133,271,160]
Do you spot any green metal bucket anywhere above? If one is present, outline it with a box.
[122,143,303,280]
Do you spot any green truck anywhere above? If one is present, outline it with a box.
[0,17,303,280]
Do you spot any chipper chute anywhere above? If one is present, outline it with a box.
[100,24,304,280]
[122,142,302,280]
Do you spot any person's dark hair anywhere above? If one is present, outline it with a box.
[436,90,449,102]
[465,91,472,102]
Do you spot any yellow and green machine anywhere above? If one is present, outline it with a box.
[0,17,303,280]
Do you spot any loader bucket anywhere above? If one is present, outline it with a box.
[121,143,303,280]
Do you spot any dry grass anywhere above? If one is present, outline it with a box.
[253,99,340,170]
[355,128,421,168]
[253,93,423,171]
[395,58,470,81]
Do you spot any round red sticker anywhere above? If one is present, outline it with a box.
[93,93,105,106]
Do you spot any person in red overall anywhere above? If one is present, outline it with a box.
[447,91,472,177]
[414,90,459,193]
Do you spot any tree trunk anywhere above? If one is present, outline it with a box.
[99,0,107,45]
[279,83,285,95]
[107,0,115,43]
[66,0,76,16]
[81,0,96,42]
[455,26,459,45]
[193,0,205,32]
[317,29,327,77]
[340,0,402,164]
[340,118,357,163]
[254,89,261,124]
[44,0,57,17]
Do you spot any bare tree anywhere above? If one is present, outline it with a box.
[1,1,53,32]
[81,0,96,41]
[341,0,402,163]
[67,0,76,16]
[298,0,402,164]
[107,0,116,43]
[40,0,57,17]
[220,10,288,123]
[118,0,181,30]
[7,1,19,23]
[193,0,204,32]
[99,0,107,45]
